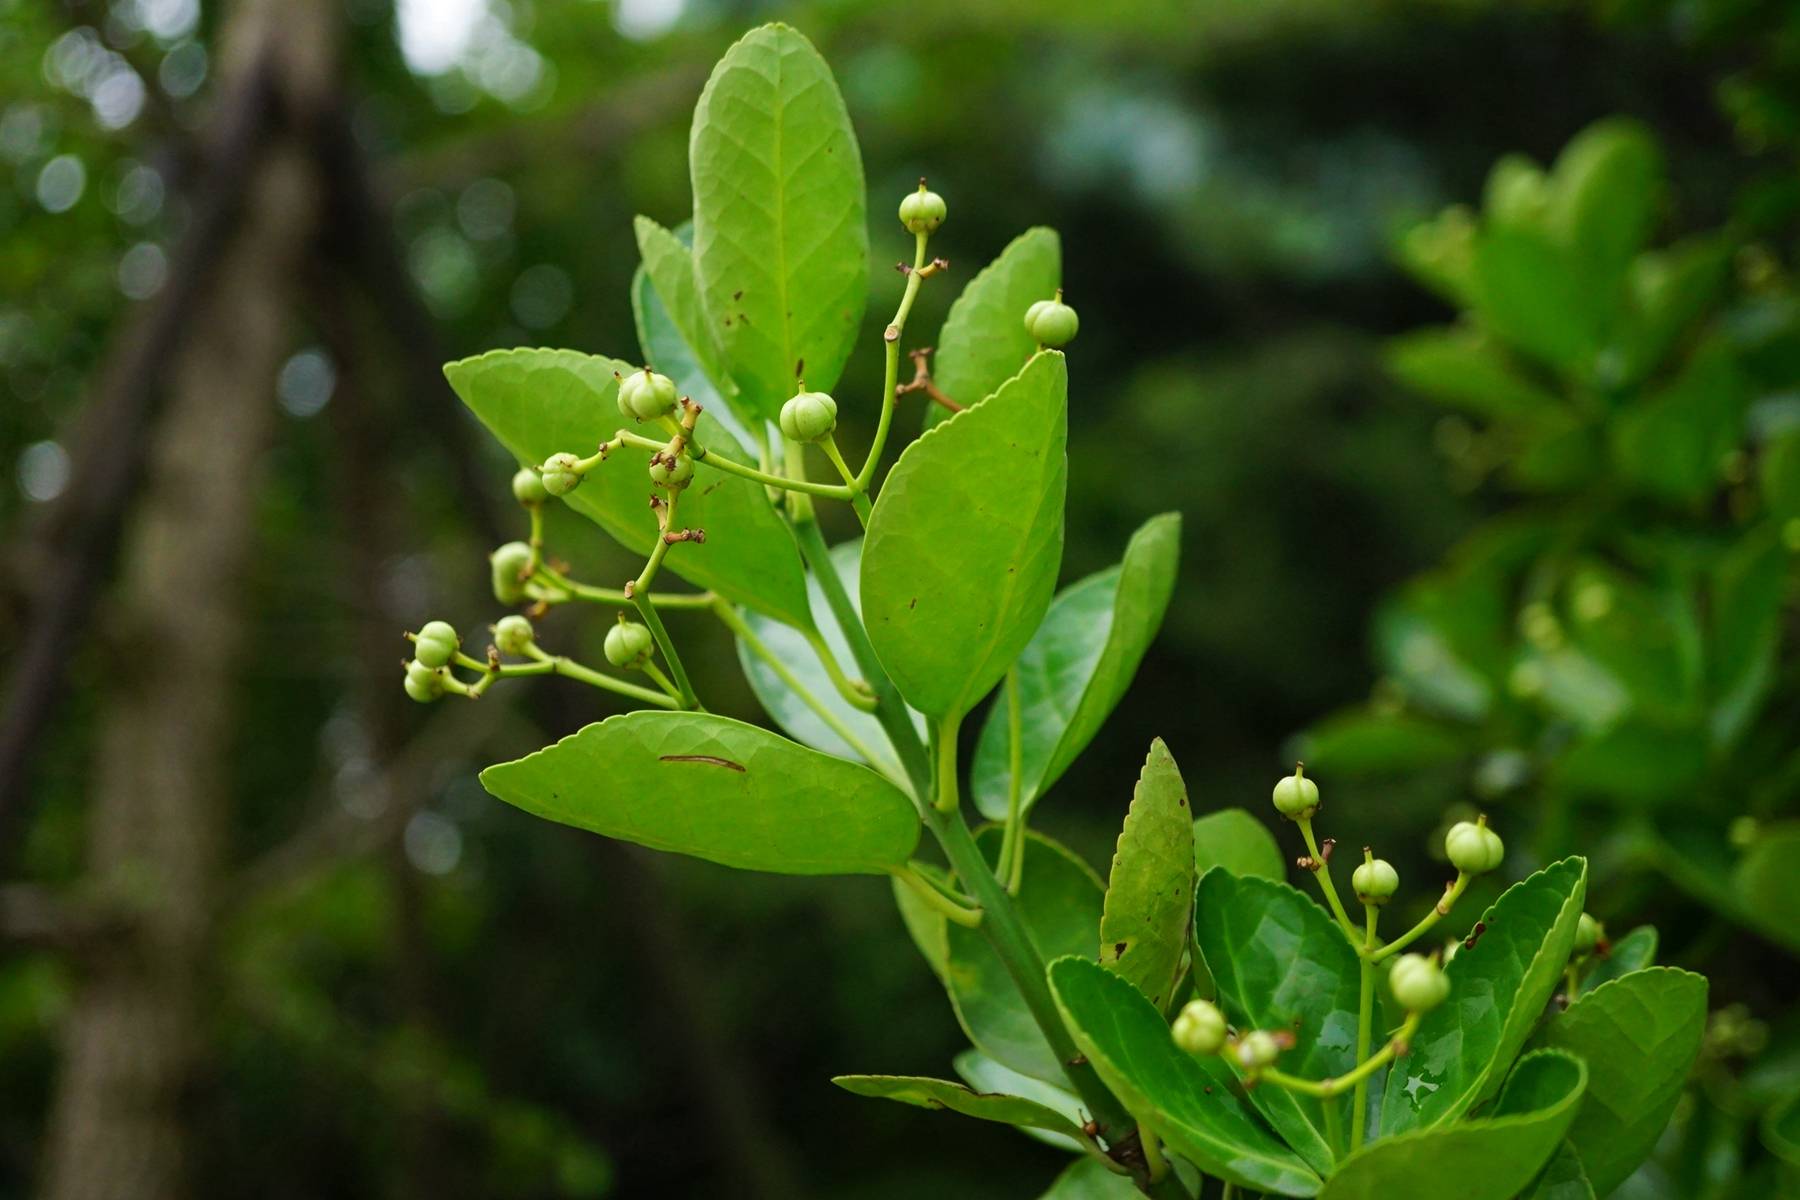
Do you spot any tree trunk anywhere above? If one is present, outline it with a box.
[39,5,333,1197]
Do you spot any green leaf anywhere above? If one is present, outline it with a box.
[443,348,813,630]
[1294,709,1470,776]
[1762,430,1800,521]
[1732,822,1800,950]
[1193,809,1284,881]
[891,866,949,983]
[954,1050,1086,1151]
[1610,343,1751,503]
[1321,1050,1588,1200]
[478,712,918,875]
[1708,529,1786,747]
[831,1074,1090,1143]
[1036,1158,1139,1199]
[1621,235,1730,380]
[631,216,756,444]
[1384,327,1564,421]
[944,829,1102,1085]
[1098,739,1196,1011]
[970,512,1181,819]
[1578,924,1657,996]
[1546,118,1663,289]
[1534,967,1707,1195]
[734,537,919,780]
[1470,226,1606,375]
[1382,857,1588,1133]
[863,352,1069,721]
[1193,869,1360,1176]
[927,226,1061,428]
[688,23,867,419]
[1047,956,1322,1197]
[1522,1144,1596,1200]
[1764,1088,1800,1168]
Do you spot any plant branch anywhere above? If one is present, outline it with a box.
[855,233,937,490]
[1259,1012,1422,1099]
[1371,873,1470,962]
[1297,817,1358,941]
[891,865,983,927]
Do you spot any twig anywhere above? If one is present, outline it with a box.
[894,347,963,413]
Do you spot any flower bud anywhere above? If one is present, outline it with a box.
[604,620,655,670]
[649,453,694,490]
[412,620,460,669]
[1233,1030,1282,1071]
[1352,858,1399,906]
[618,368,678,422]
[1271,765,1319,820]
[490,541,534,605]
[540,452,581,497]
[493,614,534,656]
[1445,818,1505,876]
[1573,912,1603,958]
[780,390,838,444]
[1024,292,1079,348]
[898,183,946,234]
[512,467,549,506]
[1171,1000,1228,1056]
[1389,953,1450,1013]
[403,659,444,704]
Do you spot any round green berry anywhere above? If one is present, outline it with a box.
[779,390,838,444]
[493,614,534,656]
[1352,857,1400,905]
[1171,1000,1228,1056]
[1445,818,1505,876]
[649,454,694,490]
[490,541,534,605]
[1271,767,1319,820]
[1389,953,1450,1013]
[1573,912,1603,958]
[540,452,581,497]
[604,620,655,670]
[1024,292,1079,348]
[413,620,459,669]
[403,659,444,704]
[512,467,549,506]
[1233,1030,1282,1071]
[618,368,678,422]
[898,184,946,234]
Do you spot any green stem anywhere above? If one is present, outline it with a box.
[892,865,983,927]
[800,627,878,713]
[855,230,929,491]
[625,490,701,710]
[934,711,963,813]
[684,435,854,499]
[532,563,713,609]
[1259,1013,1422,1099]
[996,668,1027,893]
[1352,901,1378,1148]
[1298,817,1358,941]
[526,503,546,571]
[712,600,899,782]
[1321,1098,1343,1163]
[1138,1121,1169,1183]
[1371,874,1470,963]
[640,660,680,702]
[516,647,678,708]
[819,433,871,525]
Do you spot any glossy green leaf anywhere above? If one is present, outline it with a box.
[479,712,918,875]
[1578,924,1656,996]
[1321,1050,1587,1200]
[734,537,920,782]
[944,828,1102,1085]
[1546,118,1662,288]
[688,23,867,419]
[1610,344,1750,504]
[1384,327,1564,421]
[863,352,1068,720]
[1194,868,1359,1175]
[1192,809,1284,881]
[1522,1143,1596,1200]
[1621,235,1730,380]
[926,226,1061,428]
[970,512,1181,818]
[1036,1158,1139,1199]
[1382,856,1587,1133]
[1047,955,1322,1197]
[831,1074,1089,1143]
[1098,739,1195,1011]
[444,348,813,630]
[1536,967,1708,1195]
[631,216,757,445]
[1470,226,1605,374]
[954,1050,1085,1151]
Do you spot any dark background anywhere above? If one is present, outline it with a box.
[0,0,1790,1197]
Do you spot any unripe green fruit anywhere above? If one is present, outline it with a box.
[413,620,459,669]
[1271,769,1319,820]
[540,452,581,497]
[493,614,534,656]
[898,186,946,234]
[512,467,549,506]
[490,541,534,605]
[618,368,678,422]
[780,390,838,443]
[1233,1030,1282,1071]
[1573,912,1603,957]
[1171,1000,1228,1056]
[604,620,655,670]
[649,454,694,490]
[404,659,444,704]
[1445,819,1505,875]
[1024,293,1079,348]
[1353,858,1400,905]
[1389,953,1450,1013]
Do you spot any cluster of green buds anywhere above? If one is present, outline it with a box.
[403,620,462,703]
